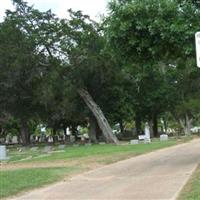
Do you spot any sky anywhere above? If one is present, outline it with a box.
[0,0,109,22]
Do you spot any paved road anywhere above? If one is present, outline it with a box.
[11,139,200,200]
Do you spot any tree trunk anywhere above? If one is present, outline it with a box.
[119,119,124,134]
[20,119,30,146]
[78,89,119,144]
[163,116,168,133]
[153,114,158,137]
[52,128,57,143]
[89,115,98,143]
[71,125,78,141]
[148,119,154,138]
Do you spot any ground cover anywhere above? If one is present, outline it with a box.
[178,165,200,200]
[0,167,80,199]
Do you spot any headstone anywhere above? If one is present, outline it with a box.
[48,136,53,143]
[130,139,139,145]
[70,135,76,143]
[85,143,92,147]
[160,134,169,141]
[66,128,71,135]
[12,136,18,144]
[99,142,106,145]
[73,144,79,147]
[5,135,10,144]
[0,145,8,160]
[30,135,34,143]
[144,123,151,140]
[0,138,5,143]
[138,135,146,140]
[30,147,39,151]
[42,146,52,153]
[58,144,66,149]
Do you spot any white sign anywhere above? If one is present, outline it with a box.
[195,32,200,68]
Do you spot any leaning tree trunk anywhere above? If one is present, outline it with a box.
[78,89,119,144]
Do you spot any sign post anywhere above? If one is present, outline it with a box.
[195,32,200,68]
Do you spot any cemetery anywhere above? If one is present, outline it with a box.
[0,0,200,199]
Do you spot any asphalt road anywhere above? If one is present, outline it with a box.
[10,139,200,200]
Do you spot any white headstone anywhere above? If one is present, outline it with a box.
[130,139,139,145]
[12,136,18,144]
[195,32,200,68]
[5,135,10,144]
[58,144,66,149]
[48,136,53,143]
[67,128,71,135]
[145,123,151,140]
[0,145,8,160]
[138,135,146,140]
[160,134,169,141]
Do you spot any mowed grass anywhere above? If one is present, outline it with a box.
[178,165,200,200]
[7,139,180,163]
[0,167,79,199]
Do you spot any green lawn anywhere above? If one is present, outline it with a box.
[6,139,179,163]
[0,167,79,199]
[178,165,200,200]
[0,138,190,199]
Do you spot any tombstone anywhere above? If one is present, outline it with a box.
[12,136,18,144]
[0,138,5,144]
[30,135,34,143]
[144,122,151,143]
[160,134,169,141]
[144,123,150,139]
[66,128,71,135]
[42,146,52,153]
[85,143,92,147]
[99,142,106,145]
[58,144,66,150]
[5,135,10,144]
[130,139,139,145]
[30,147,39,151]
[73,144,79,147]
[48,136,53,143]
[0,145,8,160]
[70,135,76,143]
[138,135,146,140]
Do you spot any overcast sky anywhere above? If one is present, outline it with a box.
[0,0,109,22]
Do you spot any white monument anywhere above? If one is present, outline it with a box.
[195,32,200,68]
[130,139,139,145]
[144,122,151,143]
[160,134,169,141]
[0,145,8,160]
[12,136,18,144]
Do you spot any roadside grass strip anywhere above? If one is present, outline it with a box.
[178,165,200,200]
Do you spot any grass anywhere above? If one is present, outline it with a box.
[6,138,180,163]
[0,138,191,199]
[0,167,80,199]
[178,165,200,200]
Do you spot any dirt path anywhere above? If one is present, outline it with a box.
[9,139,200,200]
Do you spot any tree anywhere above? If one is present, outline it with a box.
[2,0,119,144]
[105,0,200,136]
